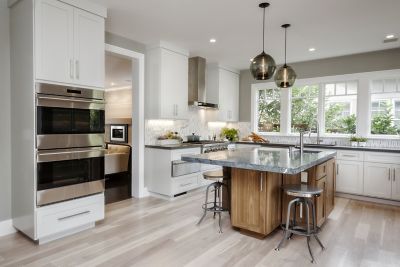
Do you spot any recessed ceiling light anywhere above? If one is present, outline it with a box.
[386,34,395,39]
[209,38,216,43]
[111,82,116,86]
[250,58,254,62]
[308,47,316,52]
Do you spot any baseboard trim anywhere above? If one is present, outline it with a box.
[336,192,400,206]
[0,219,17,237]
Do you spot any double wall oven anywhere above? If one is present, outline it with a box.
[36,83,105,206]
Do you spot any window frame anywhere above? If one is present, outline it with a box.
[250,69,400,139]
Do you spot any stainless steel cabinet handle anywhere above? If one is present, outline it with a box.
[58,210,90,221]
[337,164,339,175]
[342,154,356,158]
[388,169,391,181]
[393,168,396,182]
[75,60,80,79]
[70,59,74,79]
[260,173,263,192]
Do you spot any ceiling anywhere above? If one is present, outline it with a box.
[93,0,400,70]
[105,52,132,90]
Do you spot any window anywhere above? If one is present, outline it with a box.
[370,79,400,135]
[324,81,357,134]
[256,88,281,133]
[291,85,319,133]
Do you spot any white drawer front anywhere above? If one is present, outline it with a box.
[171,148,201,161]
[172,174,199,195]
[336,150,364,161]
[36,194,104,239]
[364,152,400,164]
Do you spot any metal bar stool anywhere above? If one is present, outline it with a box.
[275,184,325,263]
[197,170,230,233]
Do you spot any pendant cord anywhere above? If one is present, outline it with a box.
[262,7,265,52]
[284,27,287,64]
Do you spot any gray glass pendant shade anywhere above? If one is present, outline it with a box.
[250,51,276,80]
[274,64,296,88]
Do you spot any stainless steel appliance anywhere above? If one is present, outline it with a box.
[35,83,106,206]
[110,125,128,143]
[36,147,105,206]
[171,160,201,177]
[36,83,105,150]
[184,140,229,153]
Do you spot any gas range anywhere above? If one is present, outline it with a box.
[183,140,229,153]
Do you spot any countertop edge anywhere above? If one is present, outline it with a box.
[235,142,400,153]
[145,144,202,150]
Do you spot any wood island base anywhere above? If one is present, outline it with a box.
[224,158,336,238]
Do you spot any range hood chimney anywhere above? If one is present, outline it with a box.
[188,57,218,109]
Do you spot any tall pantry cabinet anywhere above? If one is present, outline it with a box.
[9,0,106,242]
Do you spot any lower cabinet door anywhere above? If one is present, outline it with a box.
[363,162,392,199]
[315,177,326,227]
[336,160,363,195]
[391,165,400,201]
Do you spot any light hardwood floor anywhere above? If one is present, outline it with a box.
[1,190,400,267]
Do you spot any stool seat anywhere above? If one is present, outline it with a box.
[203,170,227,180]
[282,184,323,198]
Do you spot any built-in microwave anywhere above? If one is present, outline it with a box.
[35,83,105,150]
[110,124,128,143]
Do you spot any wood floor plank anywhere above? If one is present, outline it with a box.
[1,189,400,267]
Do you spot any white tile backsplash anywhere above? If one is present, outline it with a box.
[145,112,400,148]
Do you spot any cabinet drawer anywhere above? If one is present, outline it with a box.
[336,150,364,161]
[364,152,400,164]
[172,174,199,195]
[36,194,104,239]
[315,162,327,180]
[171,148,201,161]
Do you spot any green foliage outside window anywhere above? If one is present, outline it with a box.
[258,89,280,132]
[291,85,318,132]
[371,101,399,135]
[325,103,356,134]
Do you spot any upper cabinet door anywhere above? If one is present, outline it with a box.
[35,0,74,84]
[73,9,105,88]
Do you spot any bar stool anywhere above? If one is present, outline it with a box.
[197,170,230,233]
[275,184,325,263]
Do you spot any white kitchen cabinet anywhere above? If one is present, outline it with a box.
[145,44,189,120]
[363,162,392,199]
[392,165,400,201]
[35,0,74,85]
[206,65,239,122]
[336,160,364,195]
[73,8,105,88]
[35,0,105,88]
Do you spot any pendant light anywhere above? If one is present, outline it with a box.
[250,2,276,80]
[274,24,297,88]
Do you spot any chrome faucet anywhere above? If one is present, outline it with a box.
[299,130,309,154]
[309,120,322,144]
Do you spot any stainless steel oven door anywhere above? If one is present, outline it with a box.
[36,147,105,206]
[36,94,105,149]
[171,160,201,177]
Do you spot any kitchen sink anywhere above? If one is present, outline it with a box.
[304,143,336,147]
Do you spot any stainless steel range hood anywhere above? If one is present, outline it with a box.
[188,57,218,109]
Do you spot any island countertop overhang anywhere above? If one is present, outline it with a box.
[181,147,337,175]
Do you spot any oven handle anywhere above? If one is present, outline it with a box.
[37,148,106,163]
[37,95,105,104]
[36,95,105,110]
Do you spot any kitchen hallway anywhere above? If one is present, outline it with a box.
[1,190,399,267]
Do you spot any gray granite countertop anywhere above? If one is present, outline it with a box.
[182,147,336,174]
[145,144,202,150]
[235,141,400,153]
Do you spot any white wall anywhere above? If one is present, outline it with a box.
[0,0,12,221]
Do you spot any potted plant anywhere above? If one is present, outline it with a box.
[220,127,239,142]
[357,137,368,147]
[349,136,358,147]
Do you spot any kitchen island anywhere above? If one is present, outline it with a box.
[182,147,337,238]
